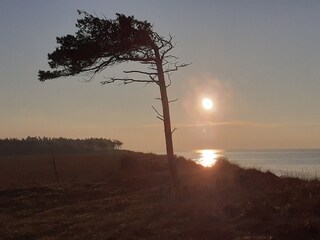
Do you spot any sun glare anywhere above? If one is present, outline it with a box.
[197,149,220,167]
[202,98,213,110]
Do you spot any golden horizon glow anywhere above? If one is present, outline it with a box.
[202,98,213,110]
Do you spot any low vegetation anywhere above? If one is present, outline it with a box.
[0,152,319,239]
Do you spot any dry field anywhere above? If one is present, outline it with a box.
[0,151,163,189]
[0,153,319,239]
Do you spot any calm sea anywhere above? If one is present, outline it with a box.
[174,149,320,179]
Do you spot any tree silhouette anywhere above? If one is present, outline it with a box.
[39,11,188,189]
[113,140,123,150]
[0,137,121,155]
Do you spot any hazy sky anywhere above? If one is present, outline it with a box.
[1,0,320,151]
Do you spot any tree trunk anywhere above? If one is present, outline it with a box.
[154,48,179,189]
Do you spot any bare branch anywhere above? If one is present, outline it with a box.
[164,63,191,74]
[163,55,178,60]
[161,58,169,66]
[116,56,156,62]
[149,75,159,86]
[166,73,172,88]
[171,127,178,134]
[101,77,156,85]
[154,34,177,60]
[161,42,175,60]
[152,105,164,118]
[123,70,158,76]
[157,116,164,122]
[169,98,178,103]
[141,61,157,66]
[79,56,116,74]
[79,71,98,83]
[147,65,157,70]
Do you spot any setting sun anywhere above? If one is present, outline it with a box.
[202,98,213,110]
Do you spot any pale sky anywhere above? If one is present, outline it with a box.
[1,0,320,151]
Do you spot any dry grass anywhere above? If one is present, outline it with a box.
[0,153,319,239]
[0,151,132,188]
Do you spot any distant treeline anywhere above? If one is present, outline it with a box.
[0,137,123,156]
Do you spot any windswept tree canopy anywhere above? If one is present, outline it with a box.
[39,11,184,83]
[39,11,188,189]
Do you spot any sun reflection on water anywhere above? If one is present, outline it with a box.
[196,149,222,167]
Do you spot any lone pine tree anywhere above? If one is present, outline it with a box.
[39,11,188,188]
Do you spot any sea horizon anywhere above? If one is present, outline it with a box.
[154,148,320,179]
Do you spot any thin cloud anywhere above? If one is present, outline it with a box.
[107,121,246,129]
[102,121,320,130]
[176,121,247,128]
[172,121,320,128]
[105,123,162,129]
